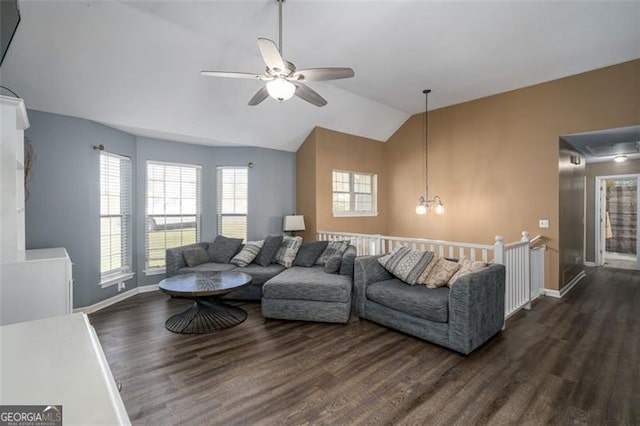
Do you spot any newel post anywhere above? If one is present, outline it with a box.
[521,231,530,243]
[522,230,532,310]
[494,235,505,264]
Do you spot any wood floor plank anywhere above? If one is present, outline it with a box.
[89,267,640,425]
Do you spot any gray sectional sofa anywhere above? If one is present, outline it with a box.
[354,255,506,355]
[166,241,357,323]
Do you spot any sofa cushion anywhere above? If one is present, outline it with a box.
[324,255,342,274]
[423,257,460,288]
[178,262,236,274]
[366,279,449,323]
[263,266,352,303]
[231,263,286,286]
[378,246,434,285]
[254,235,283,267]
[182,246,209,267]
[316,240,350,266]
[230,240,264,267]
[274,236,303,268]
[208,235,243,263]
[448,257,487,287]
[293,240,329,267]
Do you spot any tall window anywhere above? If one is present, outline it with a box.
[100,152,132,284]
[145,161,202,272]
[217,167,248,241]
[332,170,378,216]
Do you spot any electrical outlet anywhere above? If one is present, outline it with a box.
[539,219,549,228]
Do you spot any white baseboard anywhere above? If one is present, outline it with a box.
[544,270,586,298]
[74,284,159,314]
[584,261,596,267]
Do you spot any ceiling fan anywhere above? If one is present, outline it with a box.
[200,0,354,107]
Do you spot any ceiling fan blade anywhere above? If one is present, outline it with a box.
[248,86,269,106]
[292,67,355,81]
[257,38,286,72]
[201,71,262,79]
[293,83,327,107]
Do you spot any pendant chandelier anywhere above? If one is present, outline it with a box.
[416,89,445,215]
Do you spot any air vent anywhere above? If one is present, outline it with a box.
[585,141,640,156]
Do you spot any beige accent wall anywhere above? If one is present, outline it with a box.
[296,59,640,291]
[585,158,640,263]
[296,127,387,241]
[558,140,586,286]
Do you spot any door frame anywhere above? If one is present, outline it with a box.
[594,173,640,268]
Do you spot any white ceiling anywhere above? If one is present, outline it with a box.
[2,1,639,152]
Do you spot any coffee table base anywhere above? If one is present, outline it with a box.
[165,298,247,334]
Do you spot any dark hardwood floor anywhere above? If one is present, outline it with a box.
[89,267,640,425]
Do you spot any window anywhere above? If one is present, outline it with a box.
[100,152,132,285]
[217,167,248,241]
[145,161,202,273]
[332,170,378,216]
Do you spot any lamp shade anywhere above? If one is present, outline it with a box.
[283,215,305,231]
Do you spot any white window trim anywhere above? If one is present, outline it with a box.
[145,160,202,274]
[100,272,136,289]
[99,151,132,286]
[332,169,378,217]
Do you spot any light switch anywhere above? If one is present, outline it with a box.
[539,219,549,228]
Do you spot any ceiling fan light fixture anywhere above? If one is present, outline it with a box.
[266,78,296,101]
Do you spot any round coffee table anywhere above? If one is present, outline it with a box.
[159,271,252,334]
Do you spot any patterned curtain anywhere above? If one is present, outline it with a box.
[605,180,637,254]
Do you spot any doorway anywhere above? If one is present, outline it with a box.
[595,174,640,270]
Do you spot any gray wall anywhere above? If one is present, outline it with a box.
[25,110,137,308]
[25,110,296,307]
[584,158,640,263]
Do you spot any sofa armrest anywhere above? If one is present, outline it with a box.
[353,255,393,318]
[339,245,357,278]
[448,263,505,354]
[165,242,209,277]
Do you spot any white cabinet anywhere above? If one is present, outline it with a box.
[0,313,131,425]
[1,248,73,325]
[0,96,74,325]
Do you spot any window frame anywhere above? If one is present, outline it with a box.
[217,166,248,242]
[332,169,378,217]
[144,160,202,275]
[99,151,134,287]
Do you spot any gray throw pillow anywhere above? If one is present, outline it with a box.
[324,254,342,274]
[253,235,283,267]
[208,235,243,263]
[293,240,329,267]
[182,247,209,267]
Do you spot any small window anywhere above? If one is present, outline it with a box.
[100,152,132,284]
[217,167,248,241]
[332,170,378,216]
[145,161,202,273]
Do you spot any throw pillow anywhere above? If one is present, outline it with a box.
[448,256,487,287]
[423,257,461,288]
[324,254,342,274]
[207,235,244,263]
[274,236,303,268]
[416,256,438,285]
[182,247,209,267]
[377,246,435,285]
[293,240,329,267]
[253,234,283,267]
[316,240,350,266]
[230,240,264,267]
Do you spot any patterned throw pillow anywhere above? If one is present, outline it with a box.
[230,240,264,267]
[274,236,303,268]
[423,257,460,288]
[316,240,350,266]
[447,256,487,287]
[182,247,209,267]
[377,246,435,285]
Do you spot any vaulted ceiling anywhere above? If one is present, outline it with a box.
[2,1,639,152]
